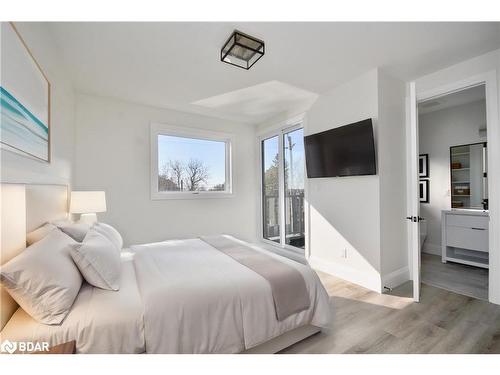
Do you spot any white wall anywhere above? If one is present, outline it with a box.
[419,100,487,254]
[73,94,258,246]
[303,69,408,291]
[305,70,383,291]
[378,71,408,282]
[1,22,75,185]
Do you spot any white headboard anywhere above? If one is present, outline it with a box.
[0,183,68,330]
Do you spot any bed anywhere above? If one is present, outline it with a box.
[0,183,331,354]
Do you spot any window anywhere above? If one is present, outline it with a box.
[151,124,232,199]
[261,124,305,251]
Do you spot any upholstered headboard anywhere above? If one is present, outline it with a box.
[0,183,68,331]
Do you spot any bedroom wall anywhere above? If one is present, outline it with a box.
[0,22,75,185]
[378,71,408,284]
[419,100,487,254]
[305,69,408,292]
[73,93,258,246]
[305,69,383,291]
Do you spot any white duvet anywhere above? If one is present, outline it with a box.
[131,237,331,354]
[1,237,331,354]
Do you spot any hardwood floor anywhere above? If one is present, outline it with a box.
[421,253,488,300]
[279,271,500,354]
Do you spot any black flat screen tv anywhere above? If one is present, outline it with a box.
[304,118,376,178]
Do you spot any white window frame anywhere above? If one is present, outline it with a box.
[151,122,234,200]
[258,115,306,255]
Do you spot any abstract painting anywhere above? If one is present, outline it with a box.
[1,22,50,162]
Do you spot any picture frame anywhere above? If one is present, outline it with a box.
[0,22,51,162]
[419,179,429,203]
[419,154,429,178]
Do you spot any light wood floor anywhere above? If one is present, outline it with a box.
[421,253,488,300]
[279,271,500,354]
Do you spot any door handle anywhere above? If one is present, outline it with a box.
[471,227,485,231]
[405,216,425,222]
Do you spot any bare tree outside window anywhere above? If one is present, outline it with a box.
[158,158,225,192]
[169,160,184,191]
[185,159,209,191]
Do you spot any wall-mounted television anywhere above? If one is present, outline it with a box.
[304,118,376,178]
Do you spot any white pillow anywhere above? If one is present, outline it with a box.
[26,223,57,246]
[53,220,91,242]
[70,228,121,291]
[93,222,123,251]
[0,230,83,325]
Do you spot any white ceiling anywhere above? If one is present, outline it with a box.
[418,84,486,115]
[46,22,500,124]
[192,80,318,124]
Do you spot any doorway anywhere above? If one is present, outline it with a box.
[261,124,306,254]
[418,85,488,300]
[407,72,500,305]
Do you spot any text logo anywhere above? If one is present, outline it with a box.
[0,340,49,353]
[0,340,17,354]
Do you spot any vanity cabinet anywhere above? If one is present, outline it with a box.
[441,210,489,268]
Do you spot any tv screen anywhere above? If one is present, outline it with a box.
[304,118,376,178]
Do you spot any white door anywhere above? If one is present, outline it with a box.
[408,82,421,302]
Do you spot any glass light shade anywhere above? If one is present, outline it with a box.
[70,191,107,214]
[221,30,264,70]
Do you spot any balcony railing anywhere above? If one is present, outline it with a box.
[263,190,305,248]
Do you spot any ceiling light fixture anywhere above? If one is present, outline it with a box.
[221,30,265,70]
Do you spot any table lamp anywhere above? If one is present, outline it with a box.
[69,191,106,224]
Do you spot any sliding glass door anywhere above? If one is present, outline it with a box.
[284,128,305,248]
[262,136,281,243]
[261,126,305,251]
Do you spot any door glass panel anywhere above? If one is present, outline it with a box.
[262,136,280,243]
[284,128,305,249]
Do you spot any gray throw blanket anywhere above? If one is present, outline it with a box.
[200,235,310,321]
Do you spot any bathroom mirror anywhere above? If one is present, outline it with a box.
[450,142,488,210]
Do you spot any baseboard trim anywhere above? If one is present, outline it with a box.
[382,266,410,289]
[422,242,441,256]
[308,256,382,293]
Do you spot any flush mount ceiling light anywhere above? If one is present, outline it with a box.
[221,30,265,70]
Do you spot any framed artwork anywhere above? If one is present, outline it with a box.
[419,179,429,203]
[1,22,51,162]
[419,154,429,178]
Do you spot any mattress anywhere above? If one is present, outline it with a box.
[0,251,145,354]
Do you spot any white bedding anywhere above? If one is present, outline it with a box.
[0,251,145,354]
[131,237,331,353]
[0,237,331,354]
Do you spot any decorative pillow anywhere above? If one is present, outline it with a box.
[93,222,123,251]
[26,223,57,246]
[0,230,83,325]
[70,228,121,291]
[53,220,91,242]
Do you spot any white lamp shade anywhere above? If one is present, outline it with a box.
[70,191,107,214]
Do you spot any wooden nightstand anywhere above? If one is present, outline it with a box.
[32,340,76,354]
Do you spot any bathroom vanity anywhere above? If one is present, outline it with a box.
[441,210,489,268]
